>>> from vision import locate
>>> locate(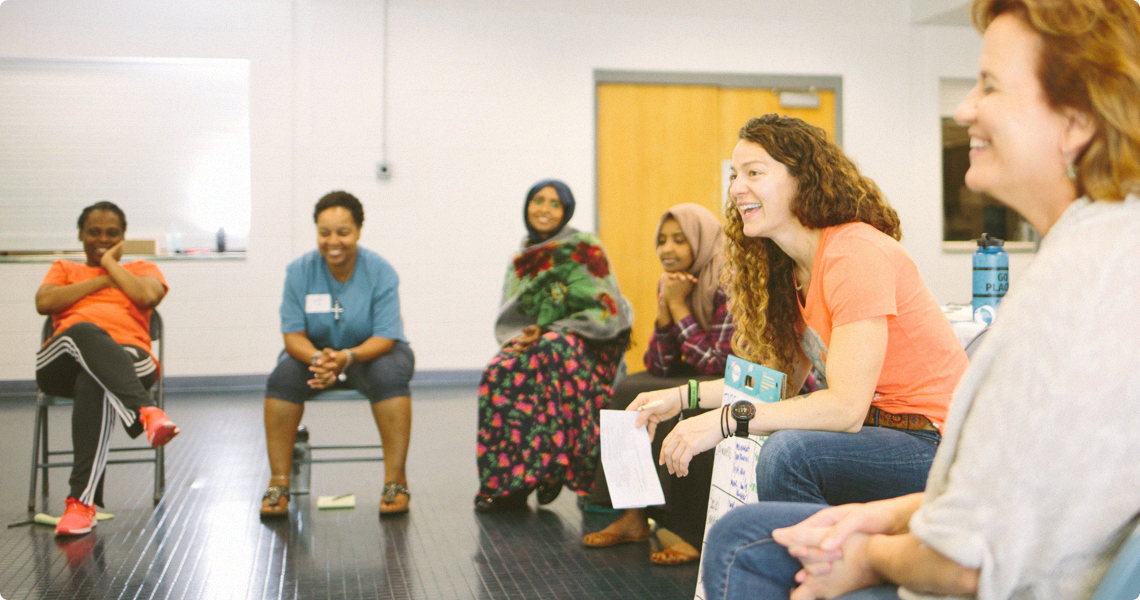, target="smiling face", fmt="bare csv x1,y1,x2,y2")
656,217,694,273
728,140,799,239
315,206,361,271
526,185,564,237
79,209,125,267
954,13,1087,231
